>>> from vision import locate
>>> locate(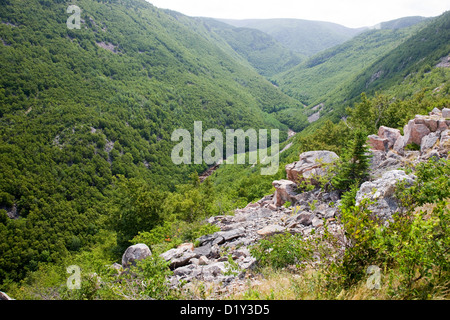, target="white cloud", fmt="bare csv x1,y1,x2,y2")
147,0,450,28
